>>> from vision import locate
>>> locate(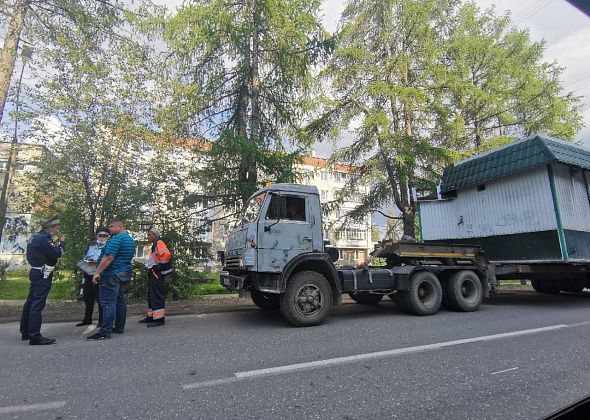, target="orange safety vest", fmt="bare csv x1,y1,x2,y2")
150,239,172,275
